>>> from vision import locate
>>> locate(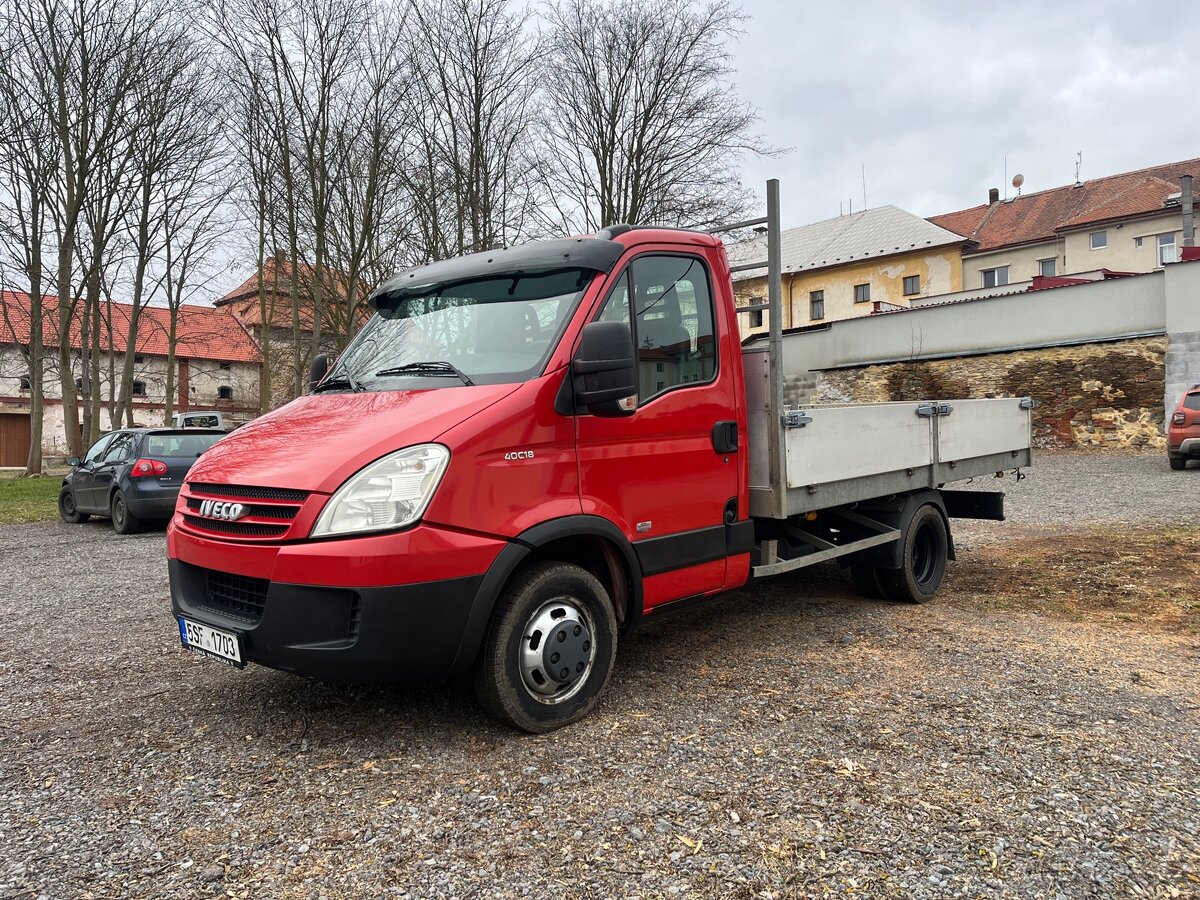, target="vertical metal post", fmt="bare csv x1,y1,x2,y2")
766,179,787,517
